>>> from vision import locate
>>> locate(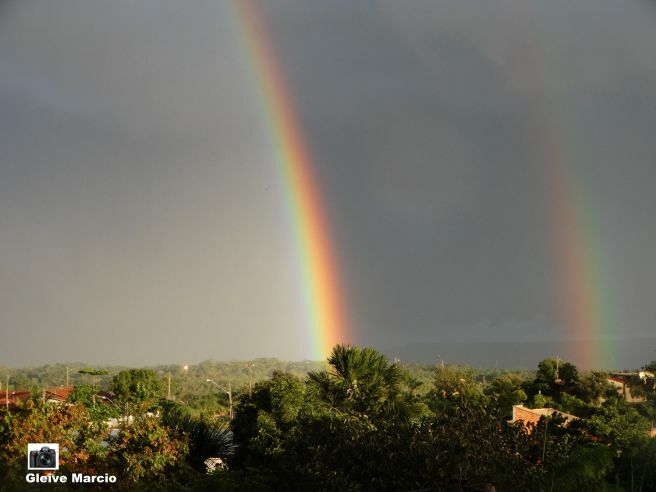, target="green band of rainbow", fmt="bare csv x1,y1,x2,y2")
232,0,350,360
524,4,616,368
